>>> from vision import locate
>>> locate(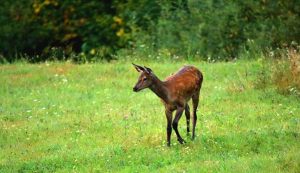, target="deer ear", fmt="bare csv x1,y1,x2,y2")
144,66,152,74
132,63,144,72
